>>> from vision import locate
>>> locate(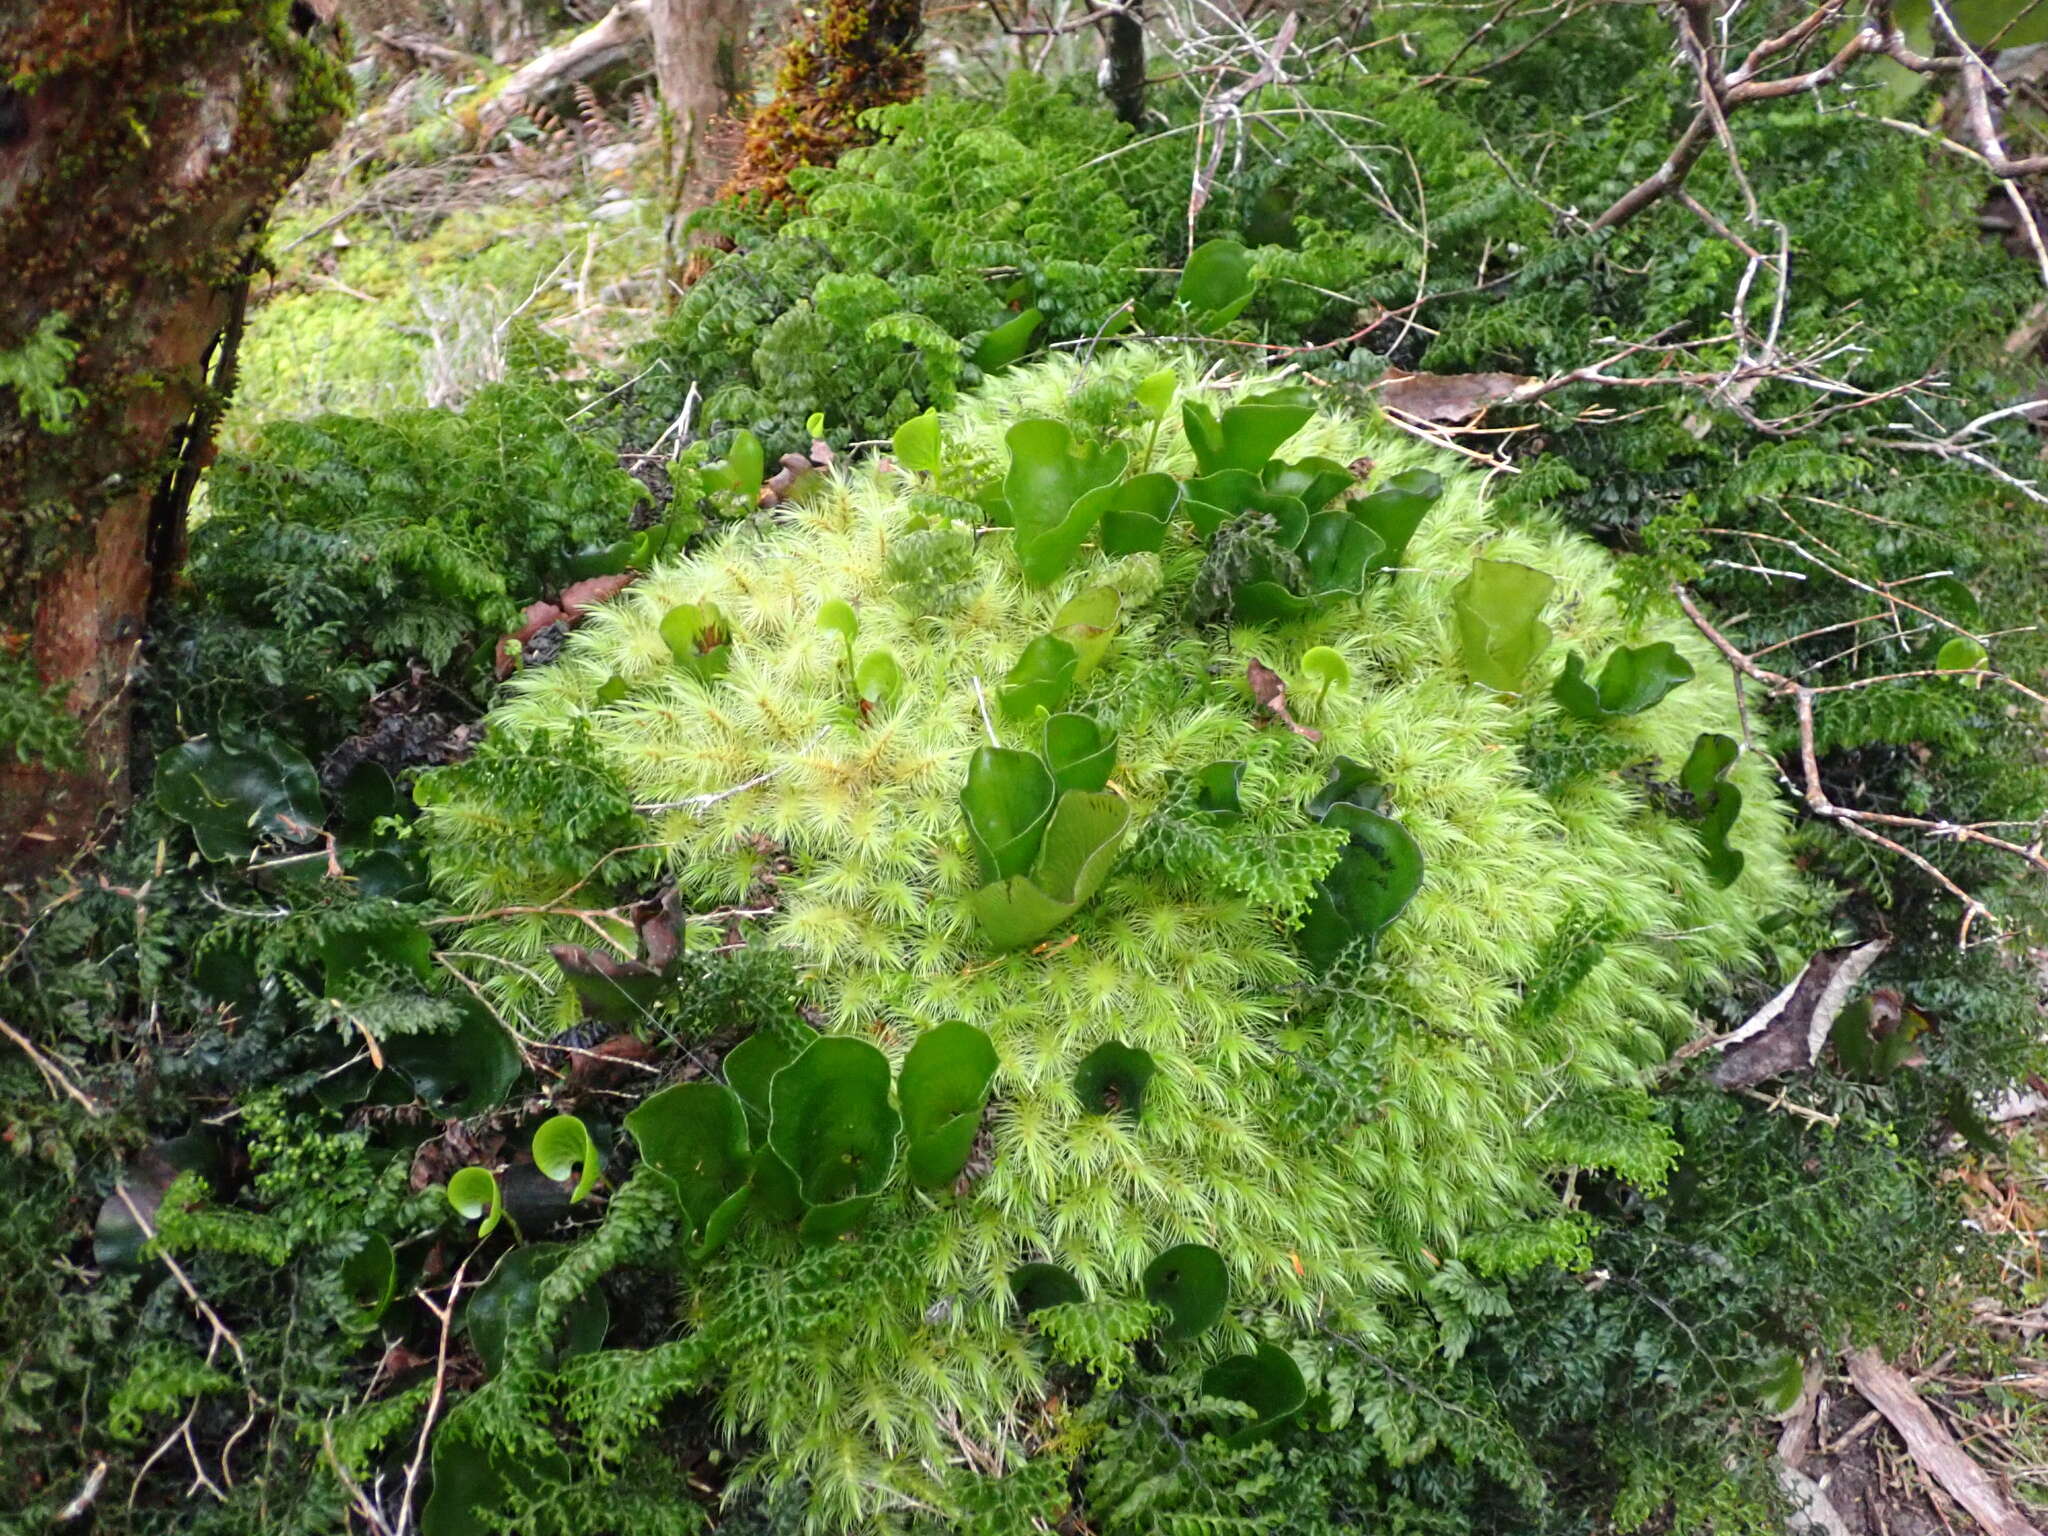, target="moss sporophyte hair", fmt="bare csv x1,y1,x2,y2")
417,352,1798,1527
